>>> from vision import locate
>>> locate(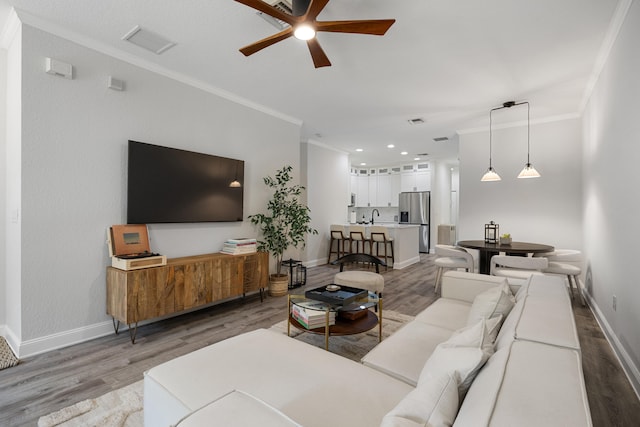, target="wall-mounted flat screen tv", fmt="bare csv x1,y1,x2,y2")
127,140,244,223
